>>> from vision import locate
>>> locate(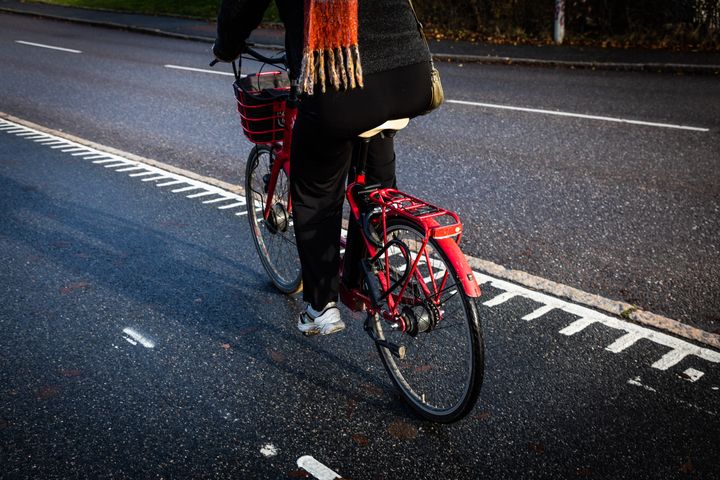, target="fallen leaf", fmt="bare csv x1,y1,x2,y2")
346,398,358,419
413,364,432,374
576,467,592,477
59,369,82,378
351,434,369,446
528,442,545,454
360,383,384,398
221,343,232,350
387,420,418,440
474,411,491,421
59,282,90,294
37,386,58,400
679,458,694,474
0,418,8,430
268,348,285,364
287,470,311,478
